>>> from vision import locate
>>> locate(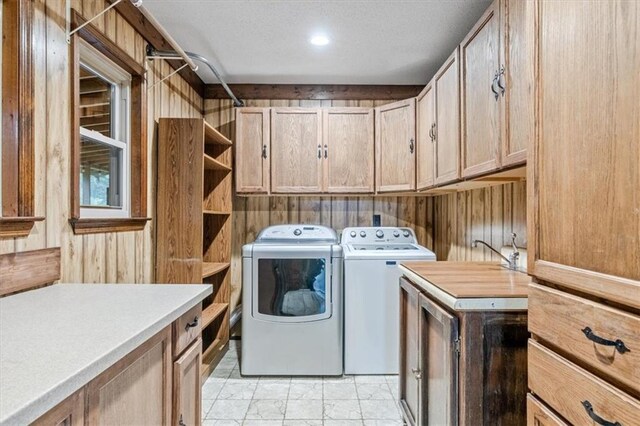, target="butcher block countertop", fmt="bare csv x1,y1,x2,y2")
400,261,532,311
0,284,211,425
